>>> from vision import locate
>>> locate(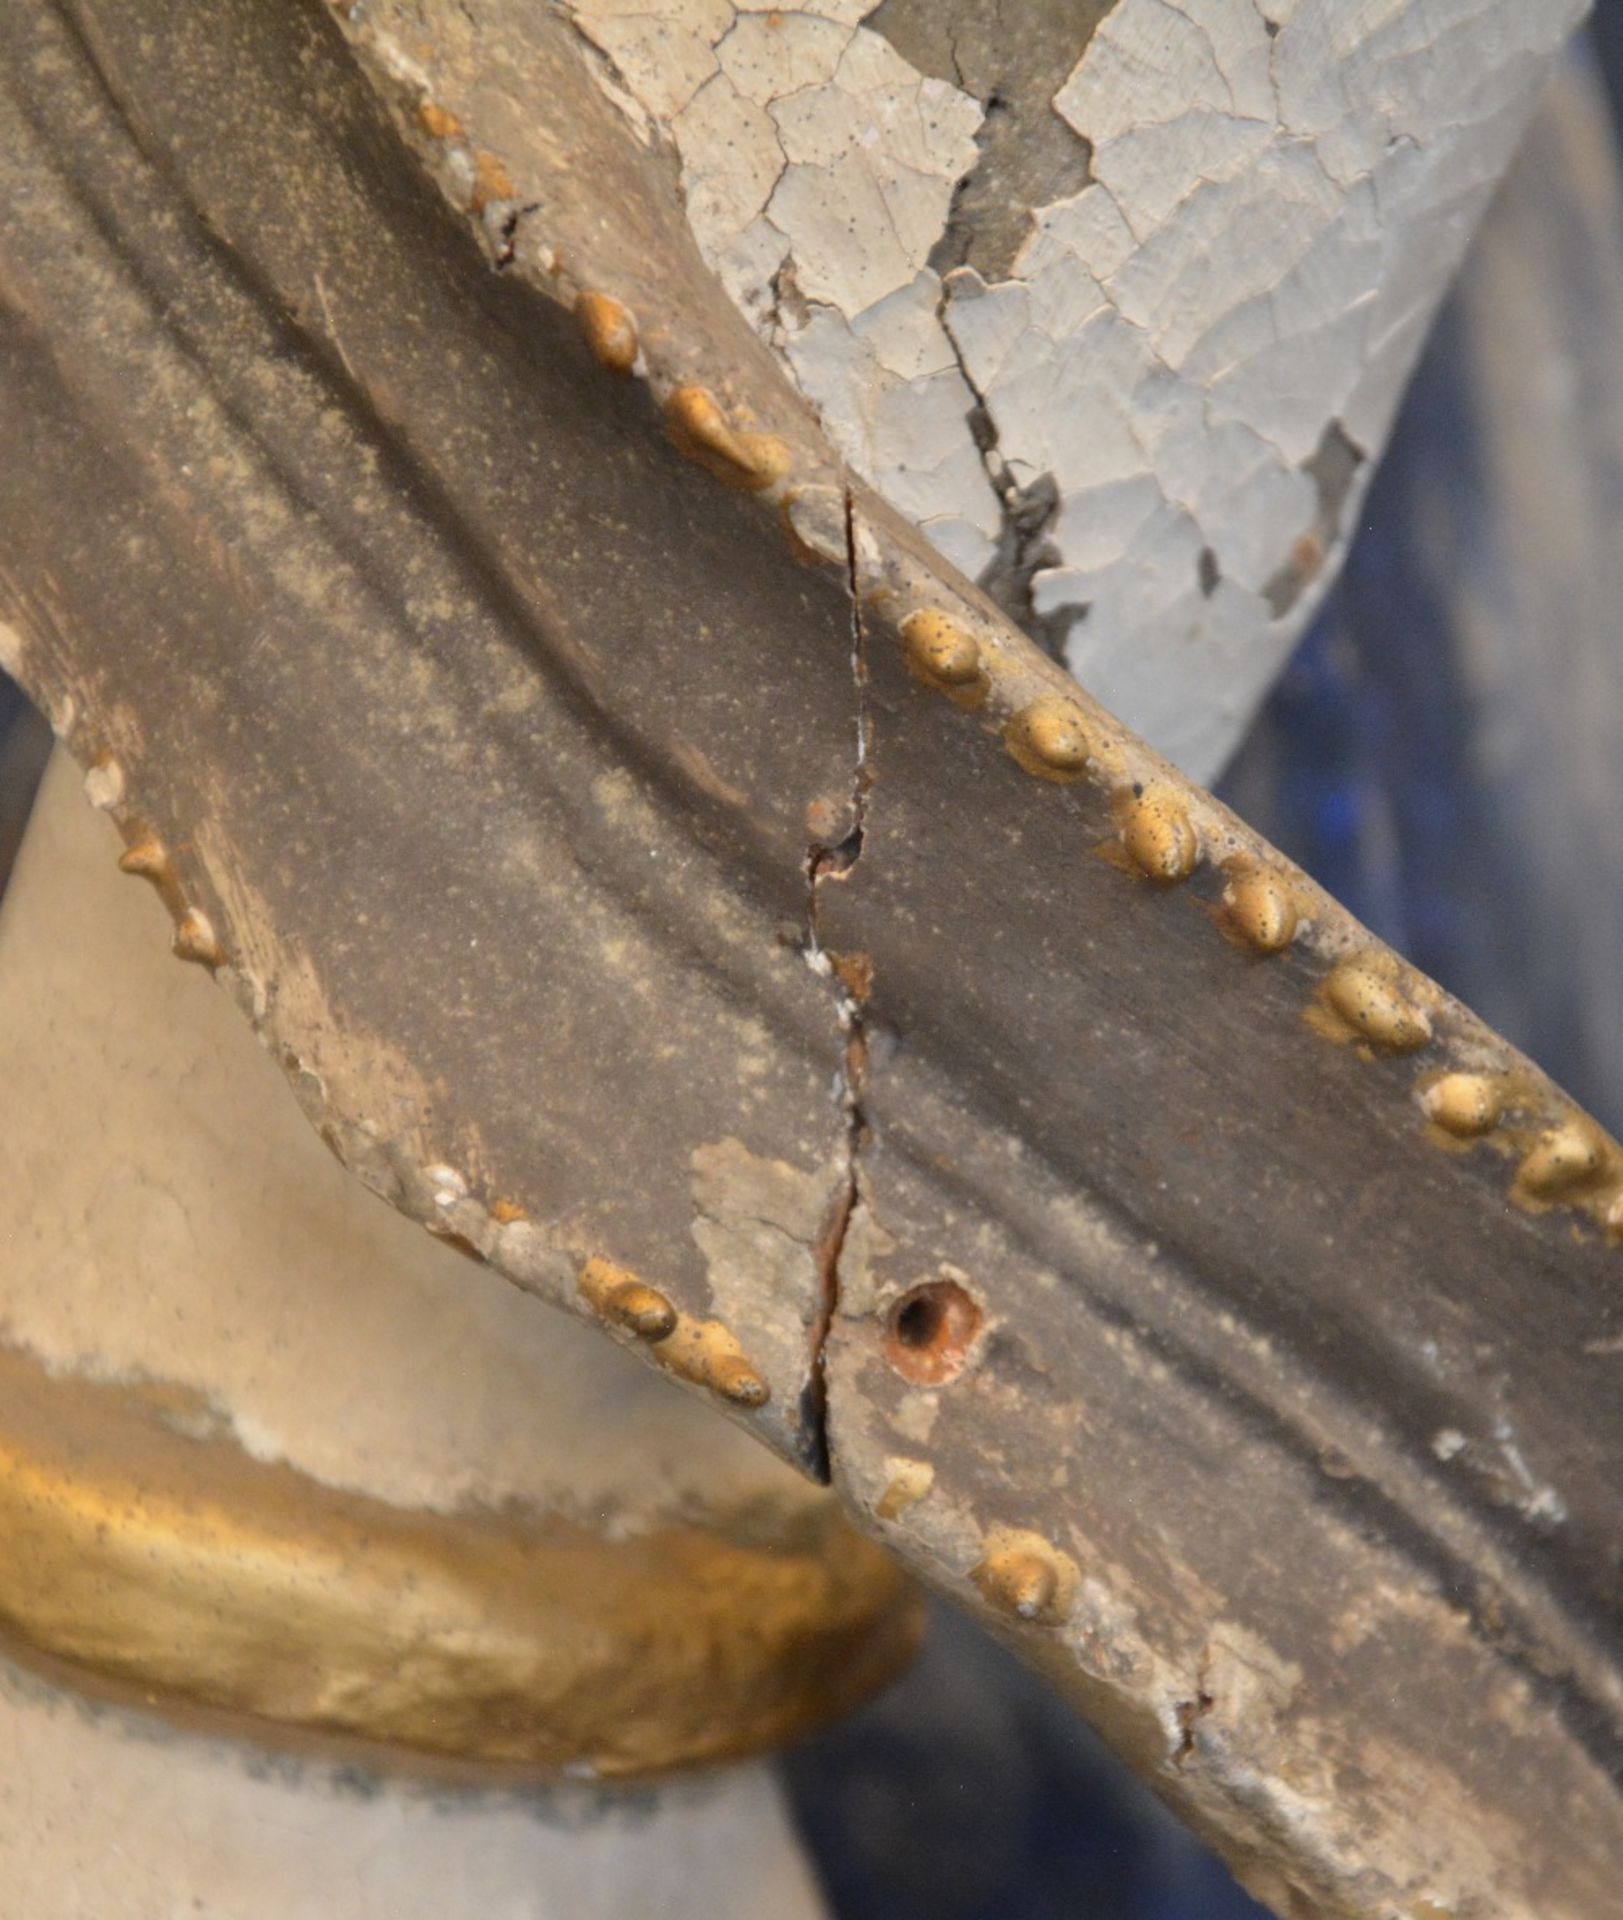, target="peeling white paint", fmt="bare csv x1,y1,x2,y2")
569,0,1000,576
569,0,1583,779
